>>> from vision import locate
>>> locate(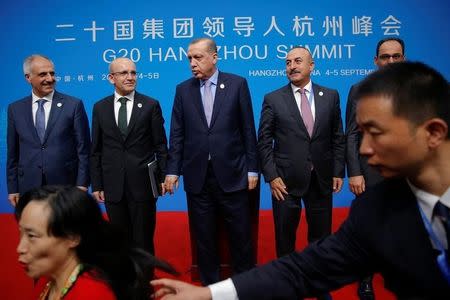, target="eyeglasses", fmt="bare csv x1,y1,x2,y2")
378,53,404,61
110,71,139,77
